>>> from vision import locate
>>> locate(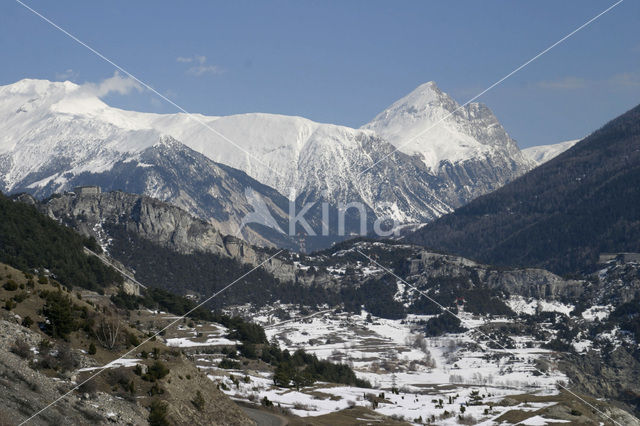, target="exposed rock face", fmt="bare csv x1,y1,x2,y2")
408,251,584,300
560,348,640,420
36,191,297,284
42,191,229,256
